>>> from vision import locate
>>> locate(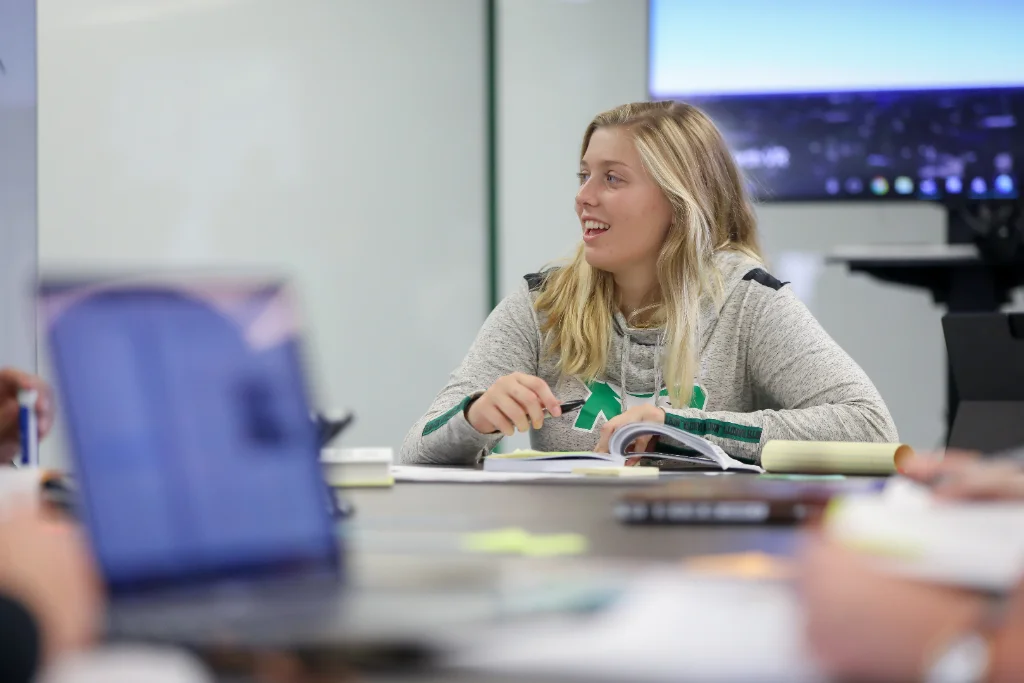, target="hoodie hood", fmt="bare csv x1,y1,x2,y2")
606,249,763,402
